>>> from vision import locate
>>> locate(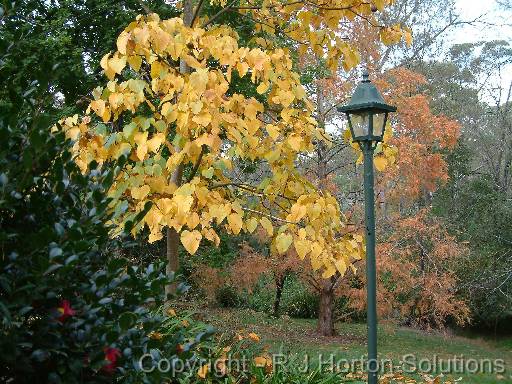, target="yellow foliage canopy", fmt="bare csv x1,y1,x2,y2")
55,2,406,279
